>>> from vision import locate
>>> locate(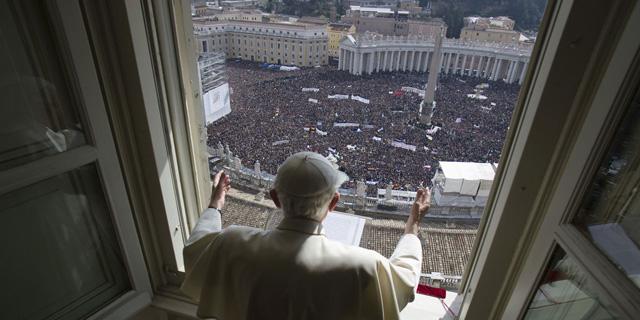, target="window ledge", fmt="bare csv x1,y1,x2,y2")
151,293,199,319
401,291,462,320
151,286,462,320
